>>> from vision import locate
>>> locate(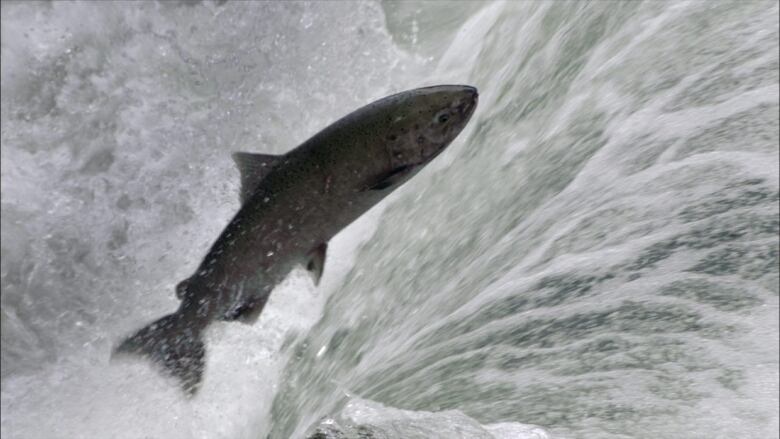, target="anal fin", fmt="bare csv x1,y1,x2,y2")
175,278,192,300
221,295,269,325
306,242,327,286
